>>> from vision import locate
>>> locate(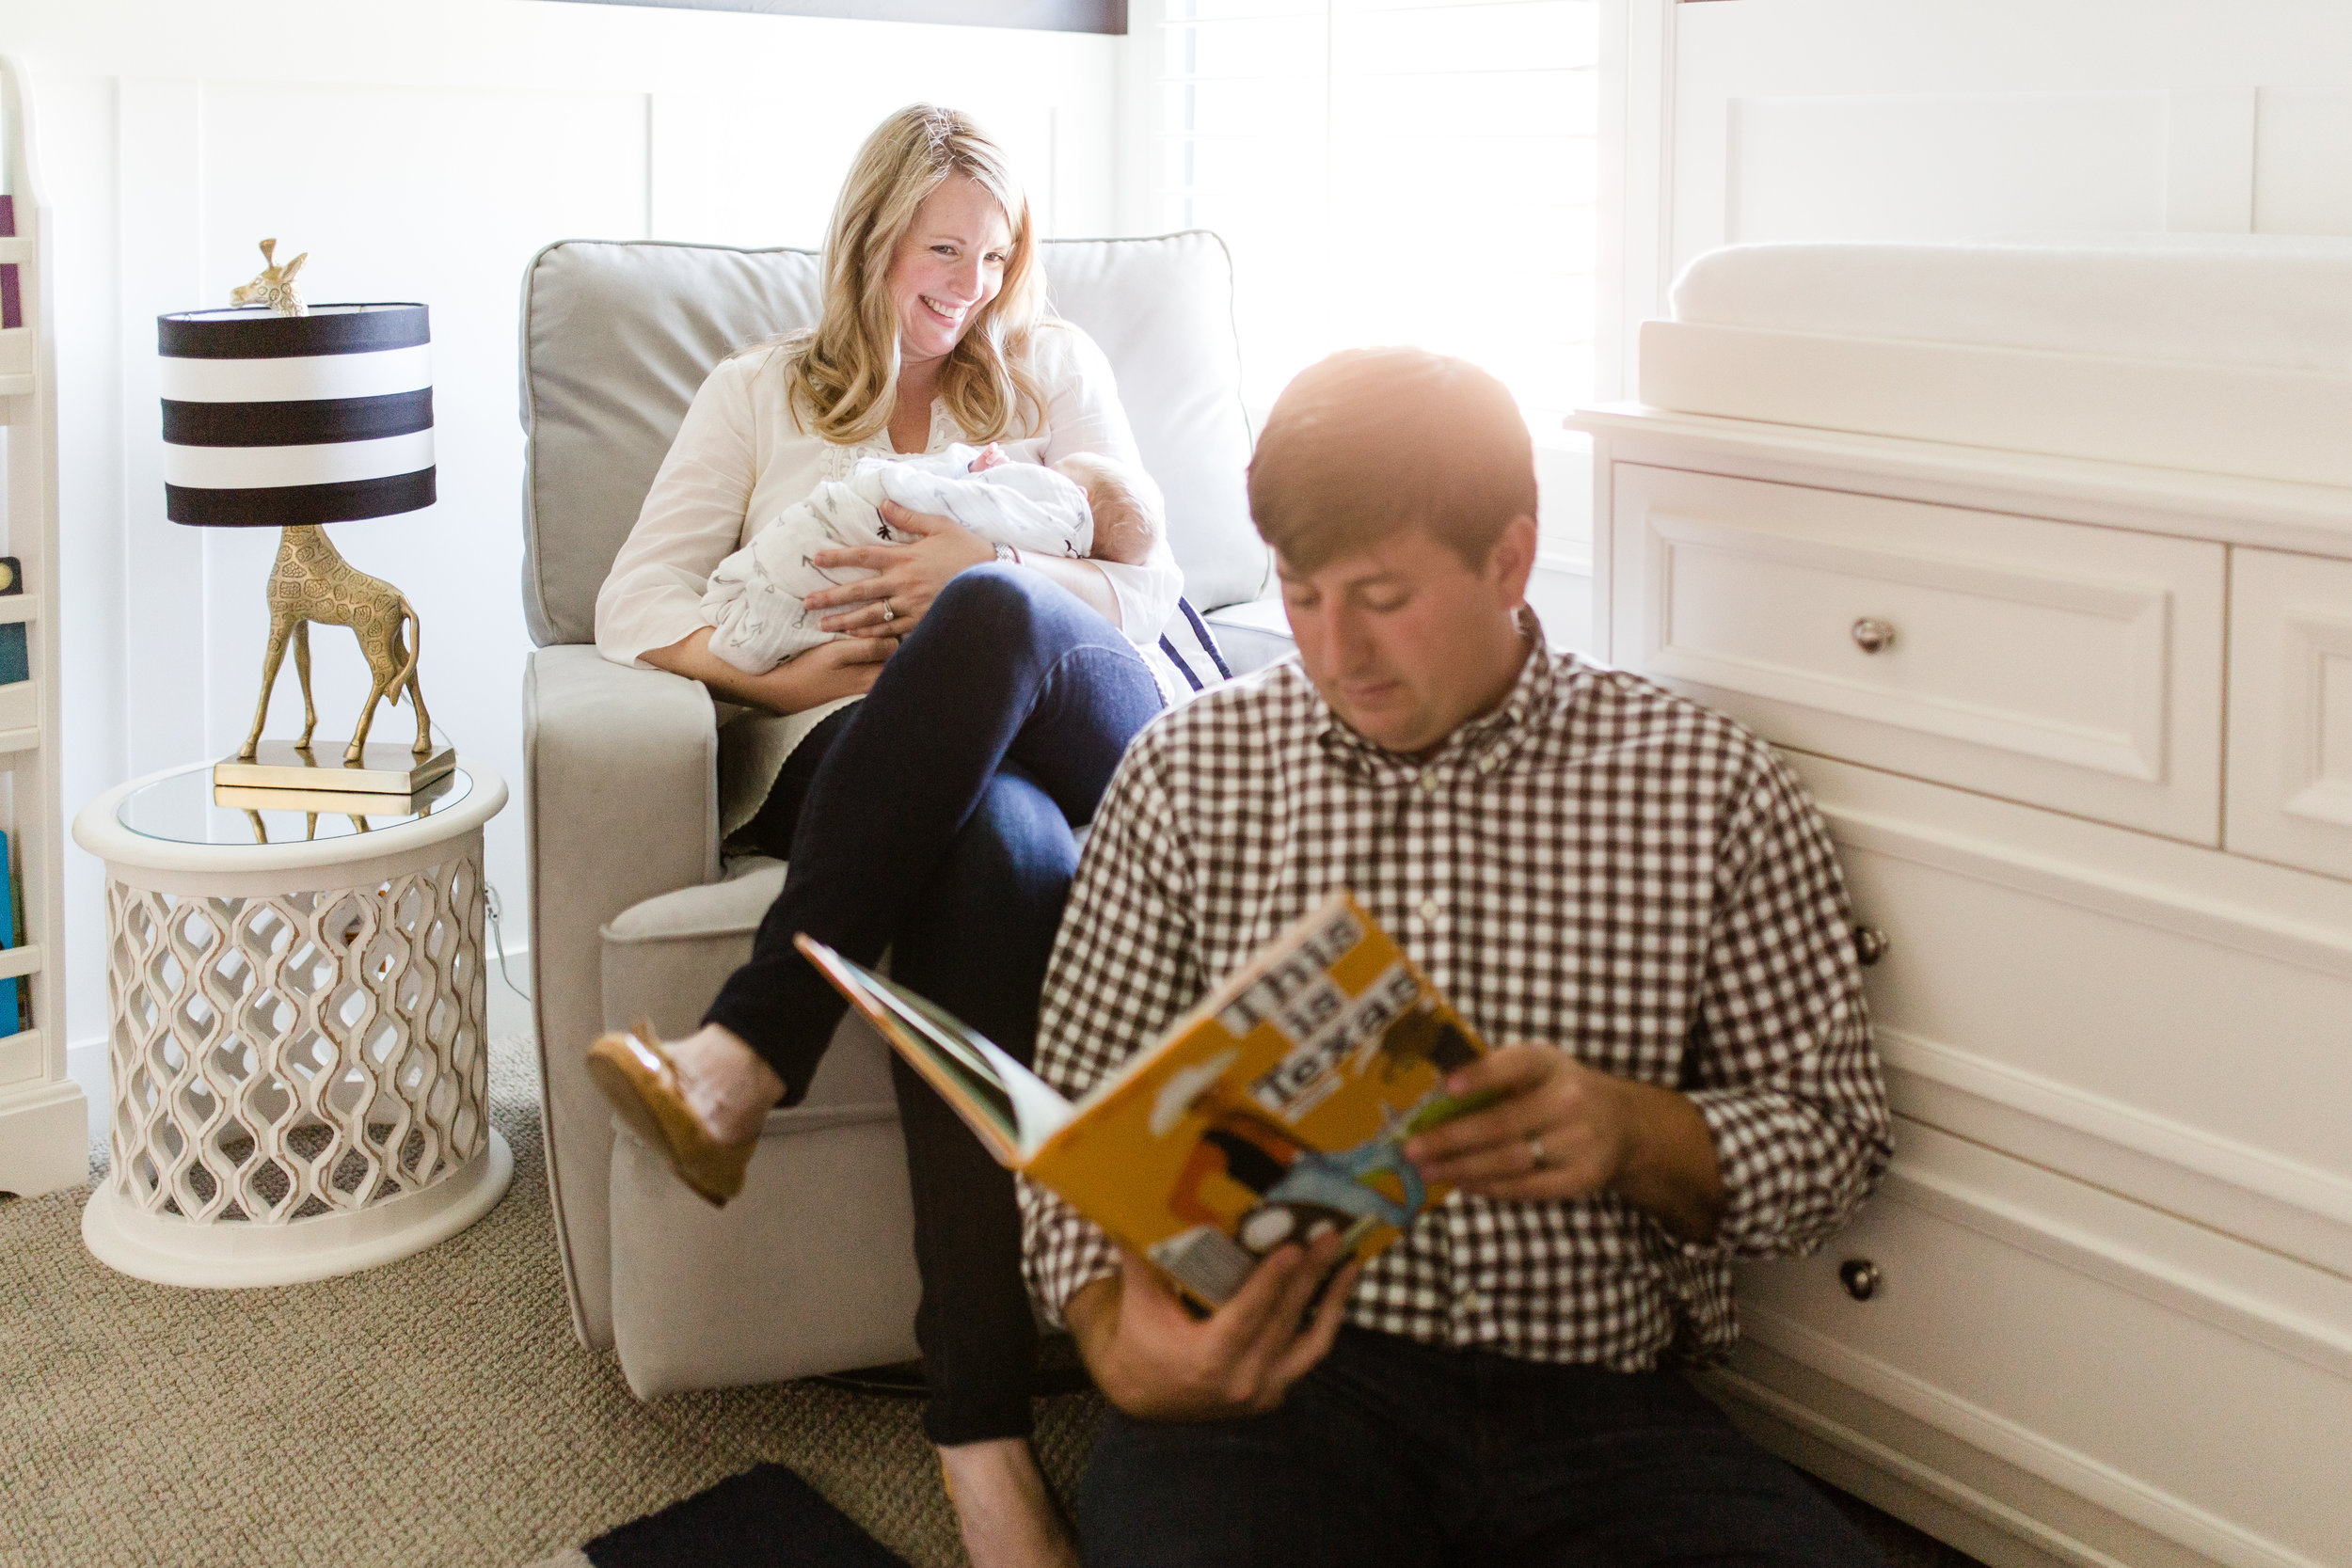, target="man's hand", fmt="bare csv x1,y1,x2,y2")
1403,1045,1726,1244
1064,1235,1359,1422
